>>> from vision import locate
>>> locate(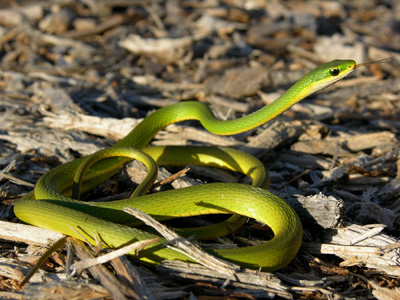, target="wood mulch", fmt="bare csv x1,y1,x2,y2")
0,1,399,299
